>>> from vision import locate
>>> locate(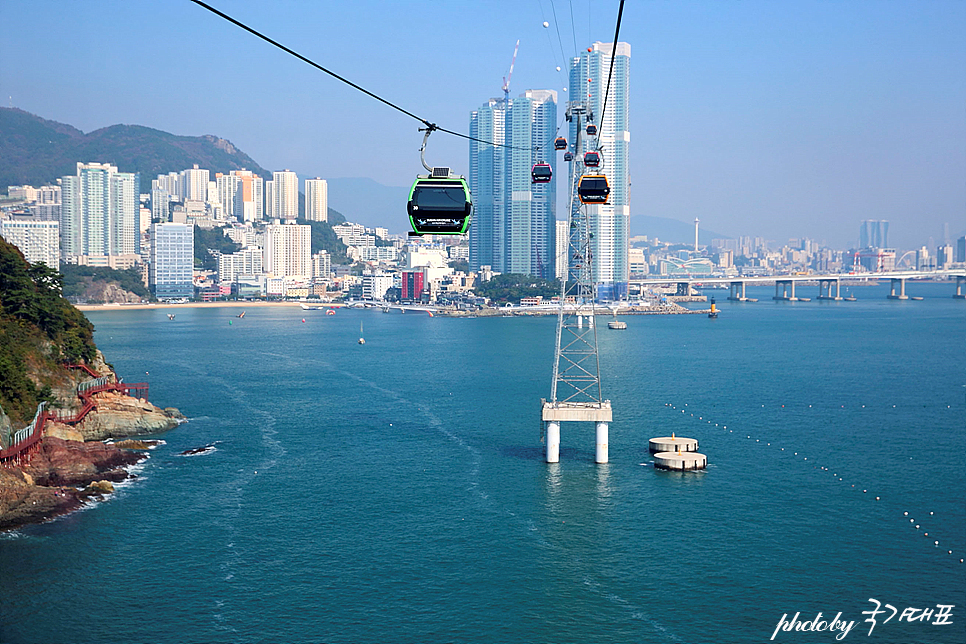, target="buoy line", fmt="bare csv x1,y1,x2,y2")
661,401,963,563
